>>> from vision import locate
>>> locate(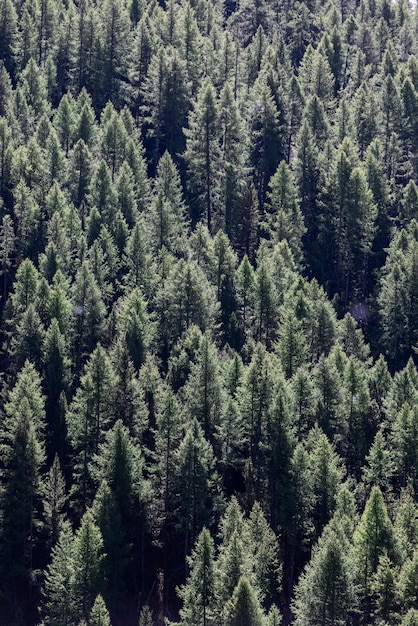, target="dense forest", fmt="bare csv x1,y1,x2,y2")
4,0,418,624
